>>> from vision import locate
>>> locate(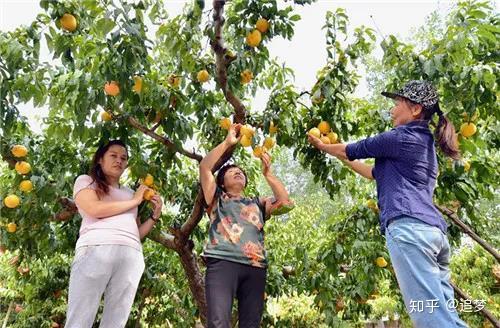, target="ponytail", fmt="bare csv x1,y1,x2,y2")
425,104,460,160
